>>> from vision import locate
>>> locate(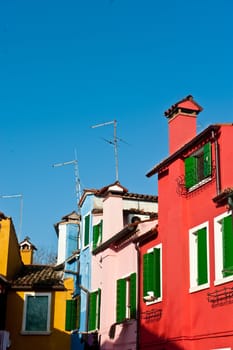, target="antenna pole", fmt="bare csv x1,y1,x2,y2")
53,151,82,214
91,119,119,181
0,194,23,241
